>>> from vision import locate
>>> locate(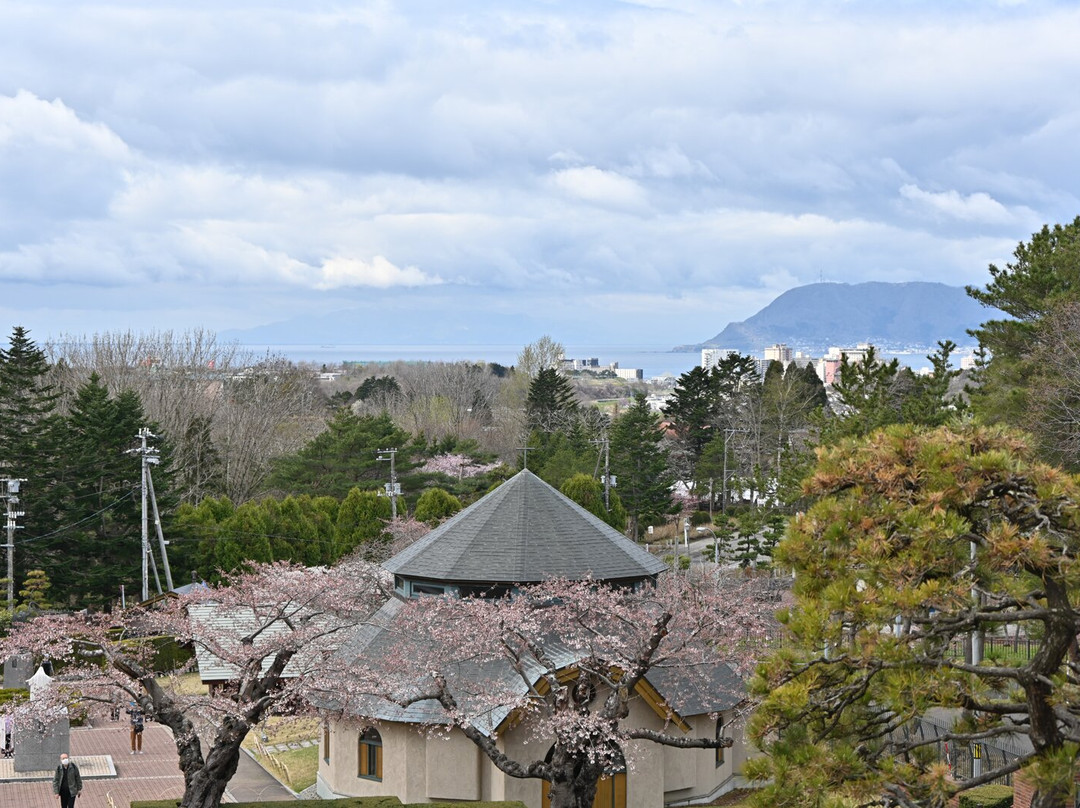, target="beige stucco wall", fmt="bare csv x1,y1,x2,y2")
319,720,430,801
321,695,749,806
426,731,482,800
